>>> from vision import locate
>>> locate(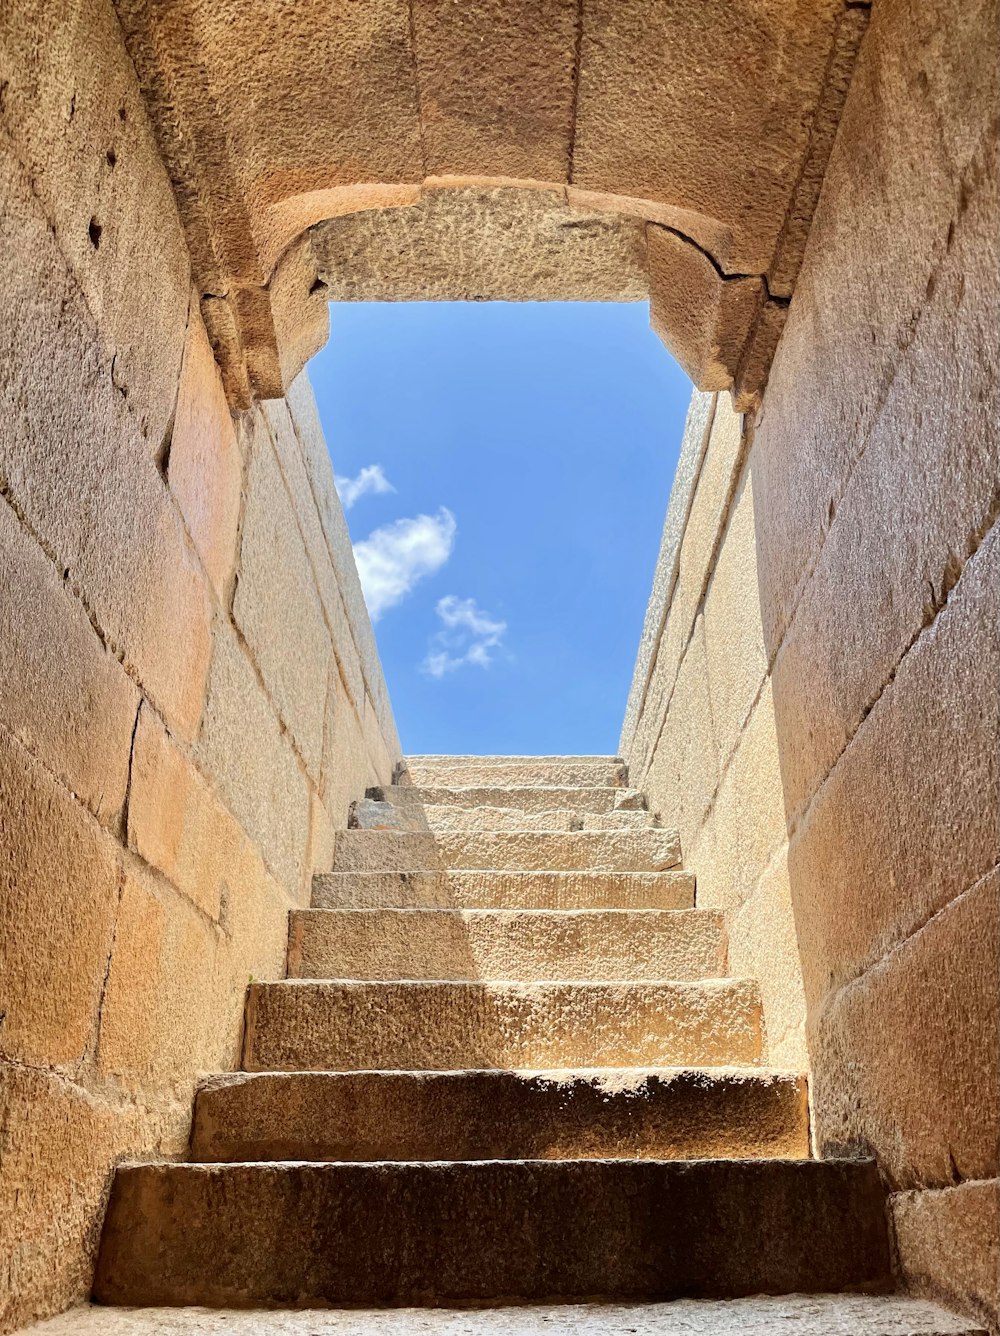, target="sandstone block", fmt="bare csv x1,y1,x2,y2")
191,1068,807,1164
0,498,139,829
893,1180,999,1330
0,729,119,1067
312,869,696,911
94,1158,889,1306
168,303,244,602
331,829,682,874
401,756,627,787
811,869,999,1189
412,0,577,180
373,785,622,814
287,908,725,983
0,144,211,740
243,979,763,1071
